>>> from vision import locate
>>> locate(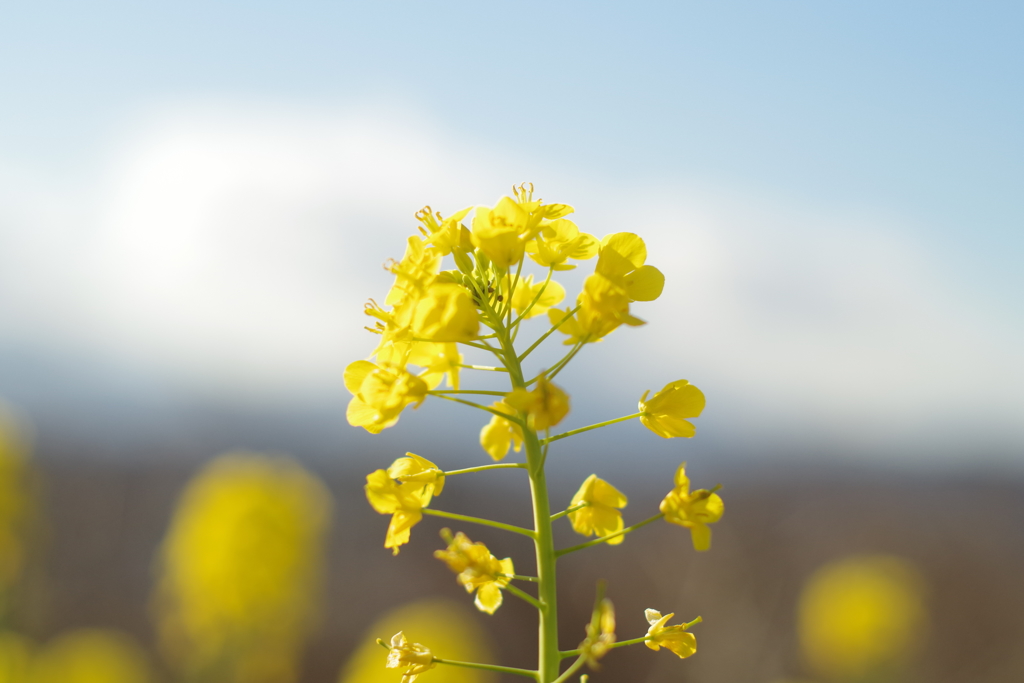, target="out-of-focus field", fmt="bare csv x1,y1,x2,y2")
4,434,1023,683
